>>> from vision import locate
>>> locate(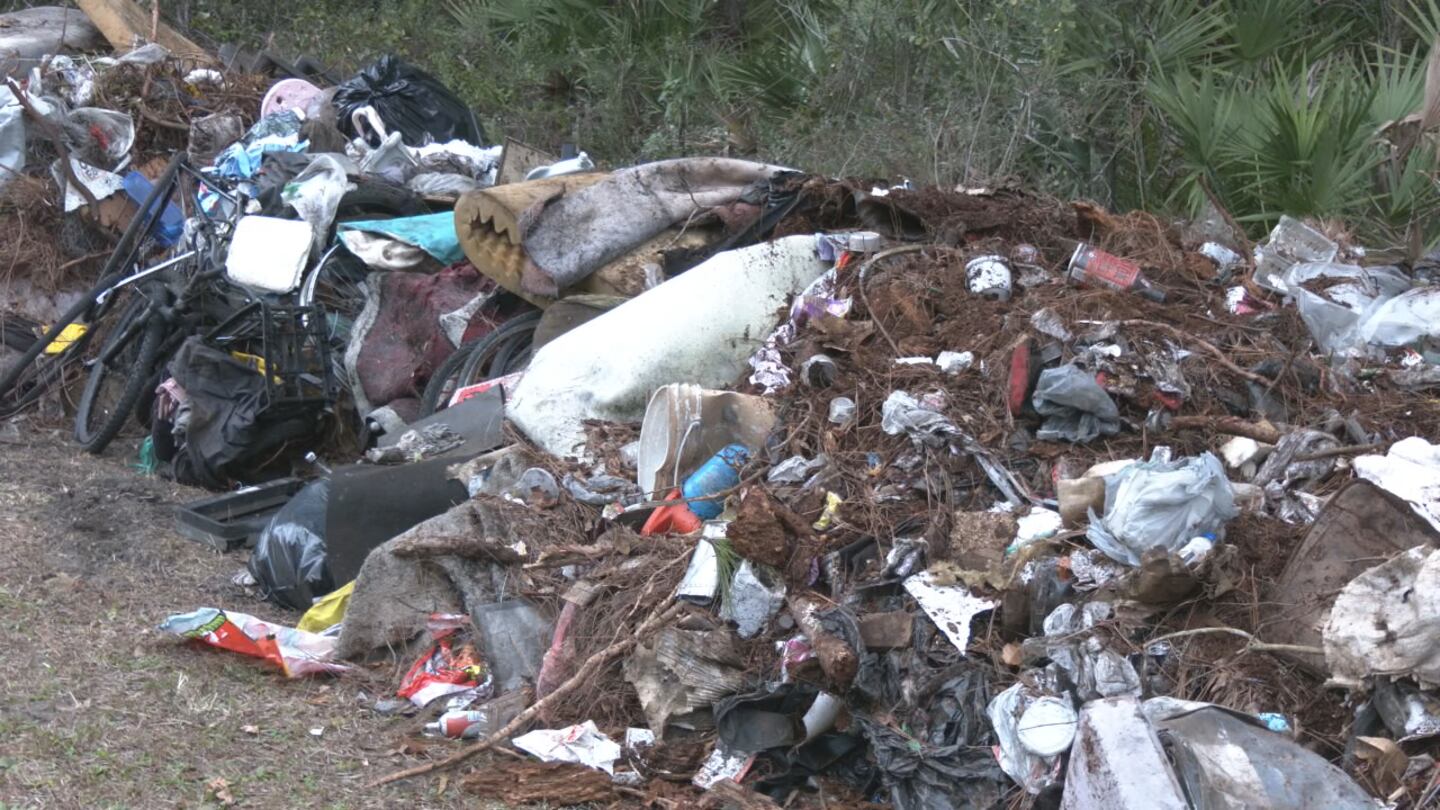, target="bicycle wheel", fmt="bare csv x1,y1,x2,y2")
456,312,541,386
74,292,165,454
417,336,488,416
417,312,540,417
